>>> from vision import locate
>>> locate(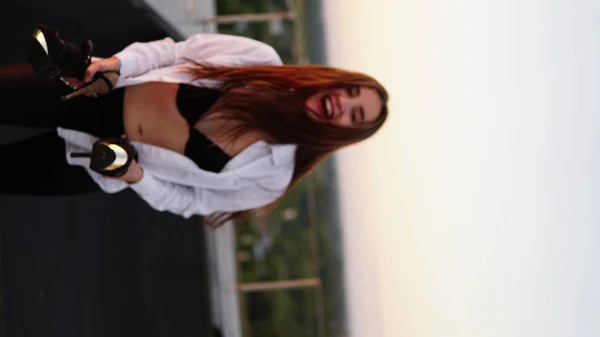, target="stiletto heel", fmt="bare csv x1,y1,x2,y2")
28,25,92,80
71,137,138,177
60,71,119,101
